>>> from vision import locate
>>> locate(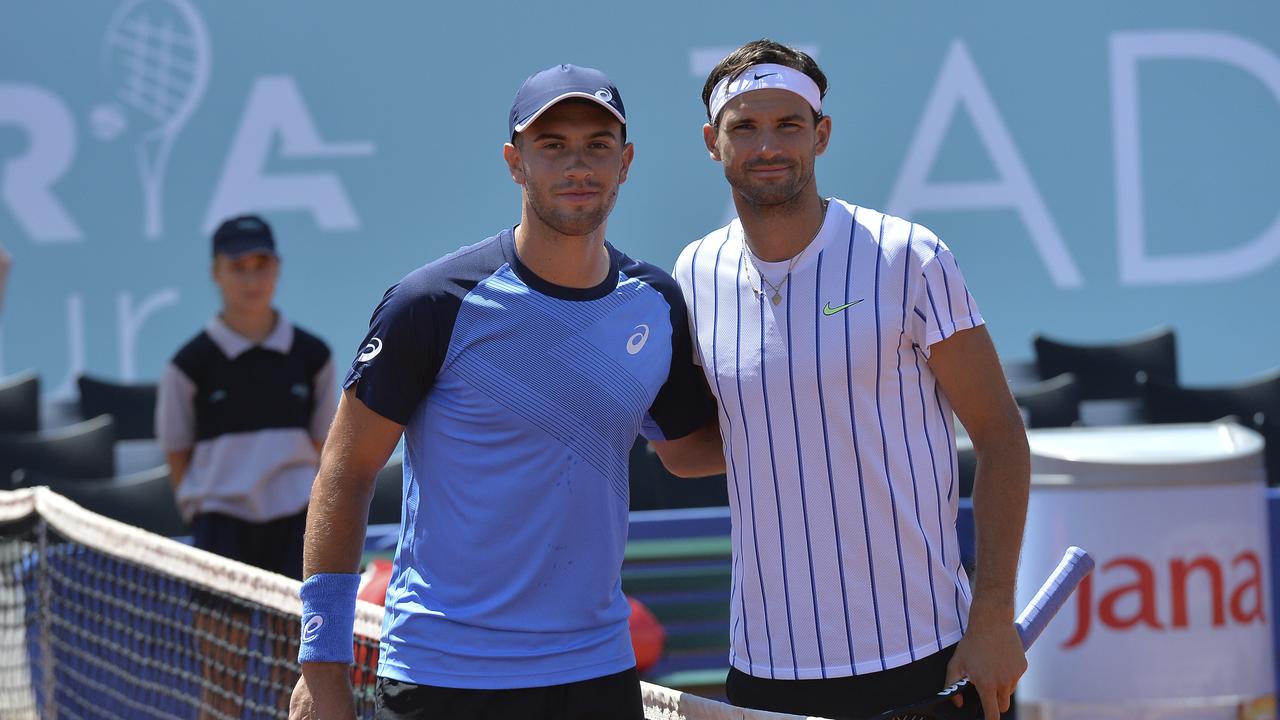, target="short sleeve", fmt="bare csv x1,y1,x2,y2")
343,282,442,426
672,240,703,368
155,362,196,452
641,286,716,442
309,356,338,441
911,247,984,354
